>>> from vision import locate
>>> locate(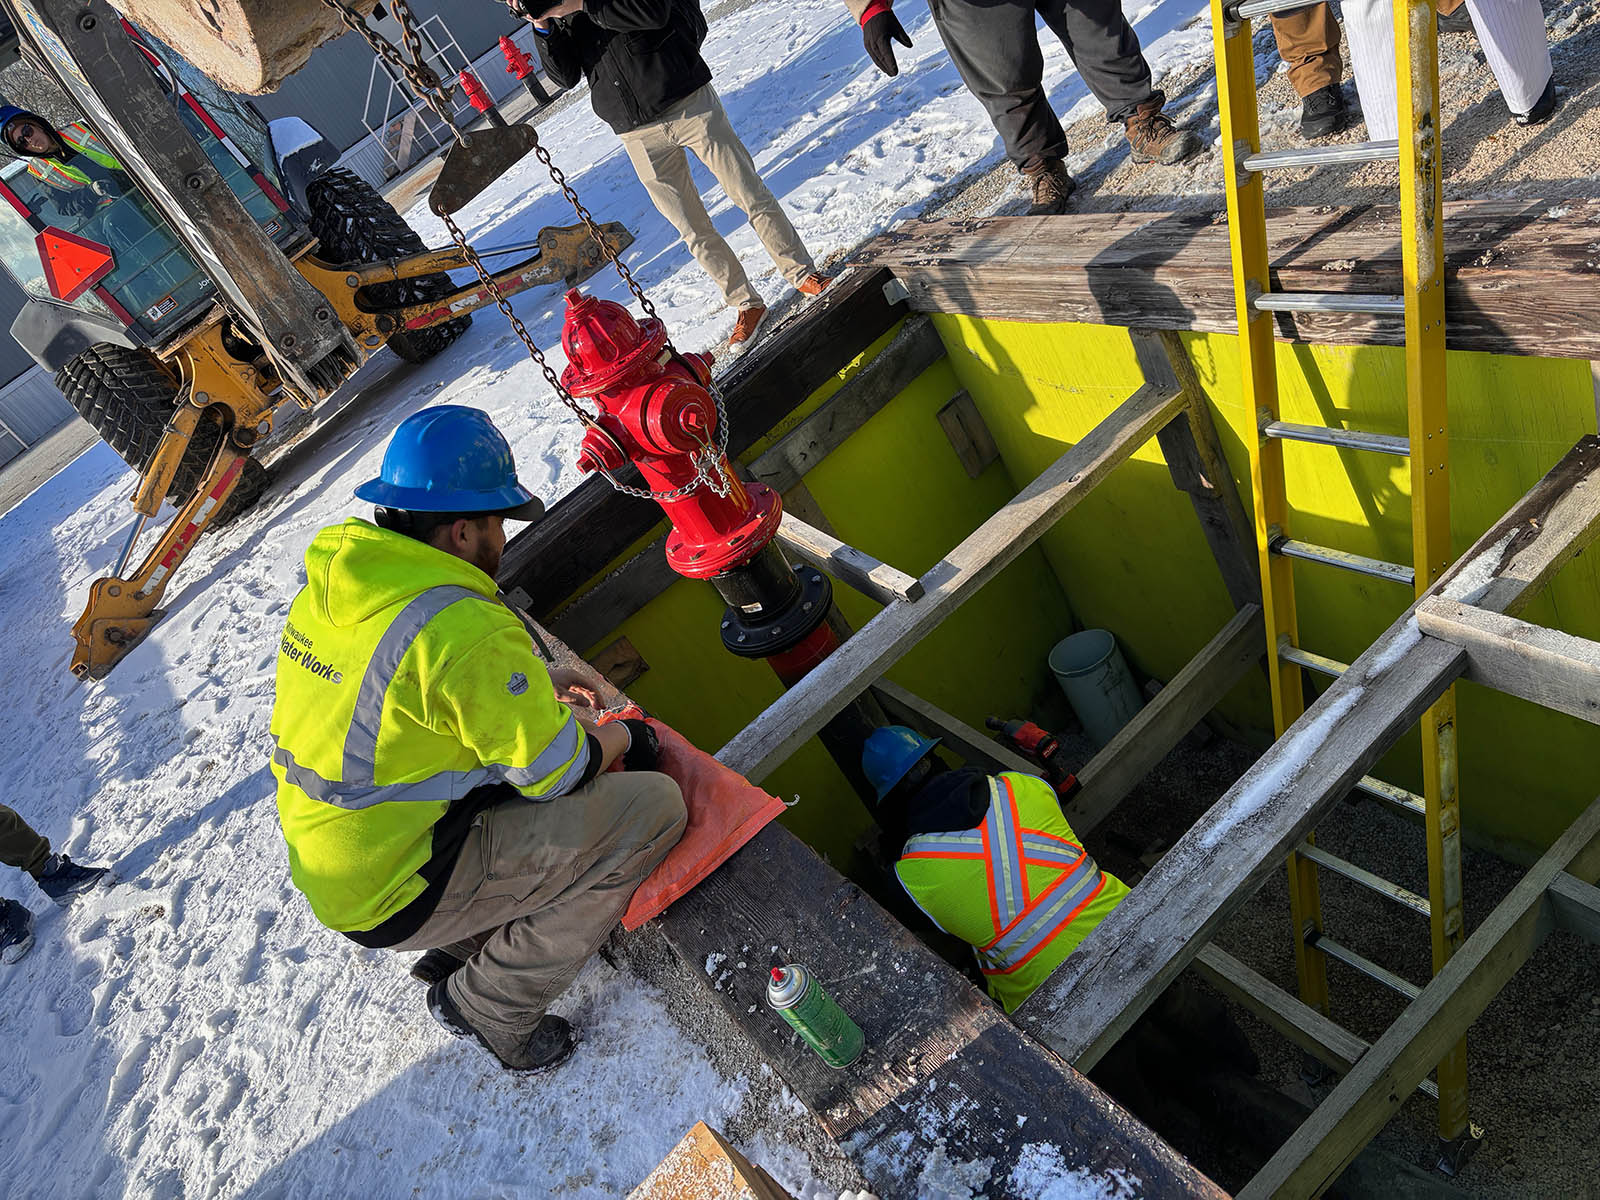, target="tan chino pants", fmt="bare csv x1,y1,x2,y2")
619,84,814,310
1269,3,1344,98
393,769,686,1043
